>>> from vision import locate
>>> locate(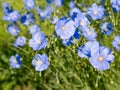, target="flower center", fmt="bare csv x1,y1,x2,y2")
12,29,16,32
98,56,104,61
37,40,41,44
19,39,23,43
39,60,43,65
62,26,65,30
13,57,18,64
94,11,98,15
80,22,83,26
27,3,31,6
